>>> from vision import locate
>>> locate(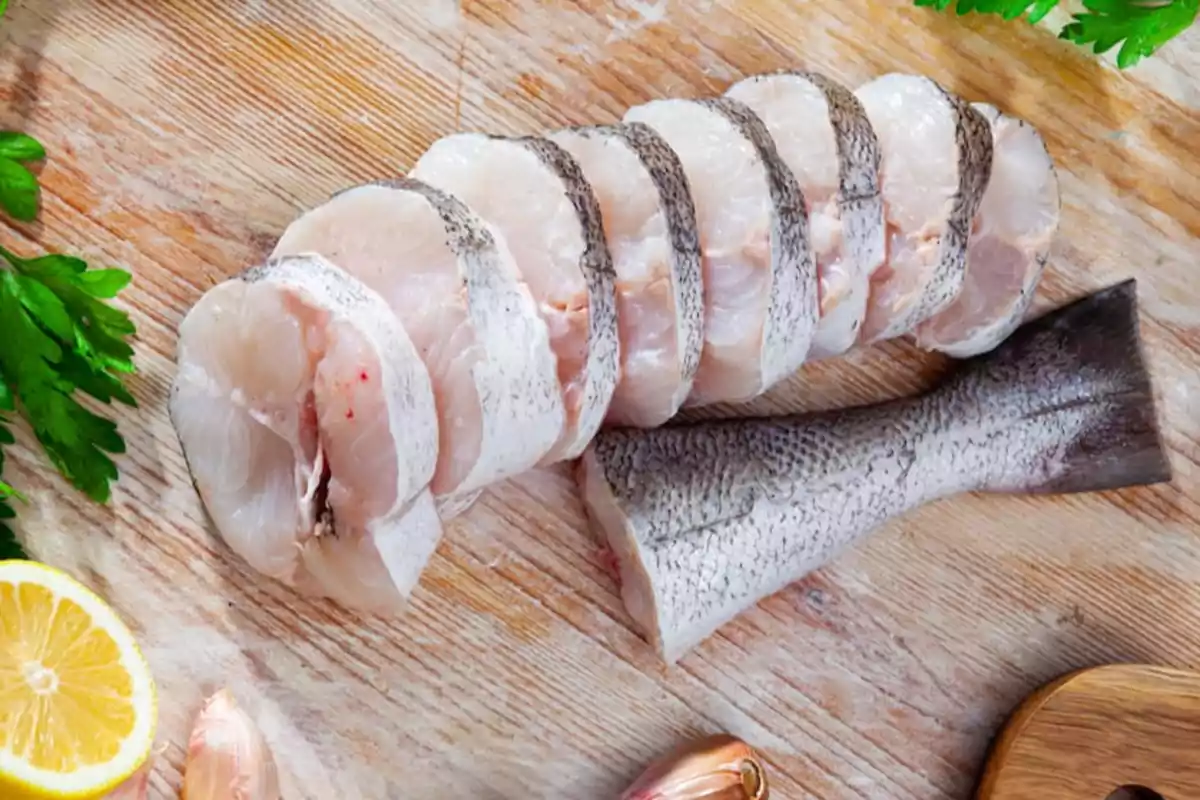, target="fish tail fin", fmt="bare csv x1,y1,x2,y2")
951,278,1171,495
